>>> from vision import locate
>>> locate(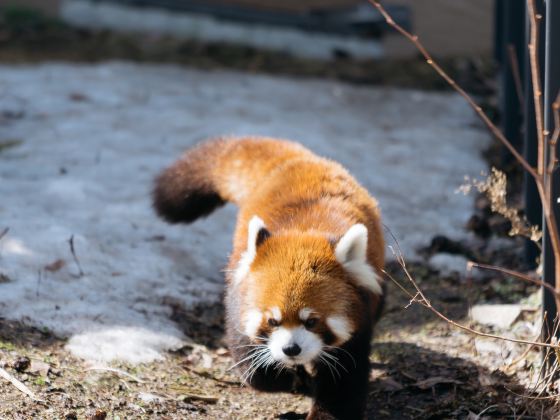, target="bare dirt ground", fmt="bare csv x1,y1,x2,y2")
0,254,557,419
